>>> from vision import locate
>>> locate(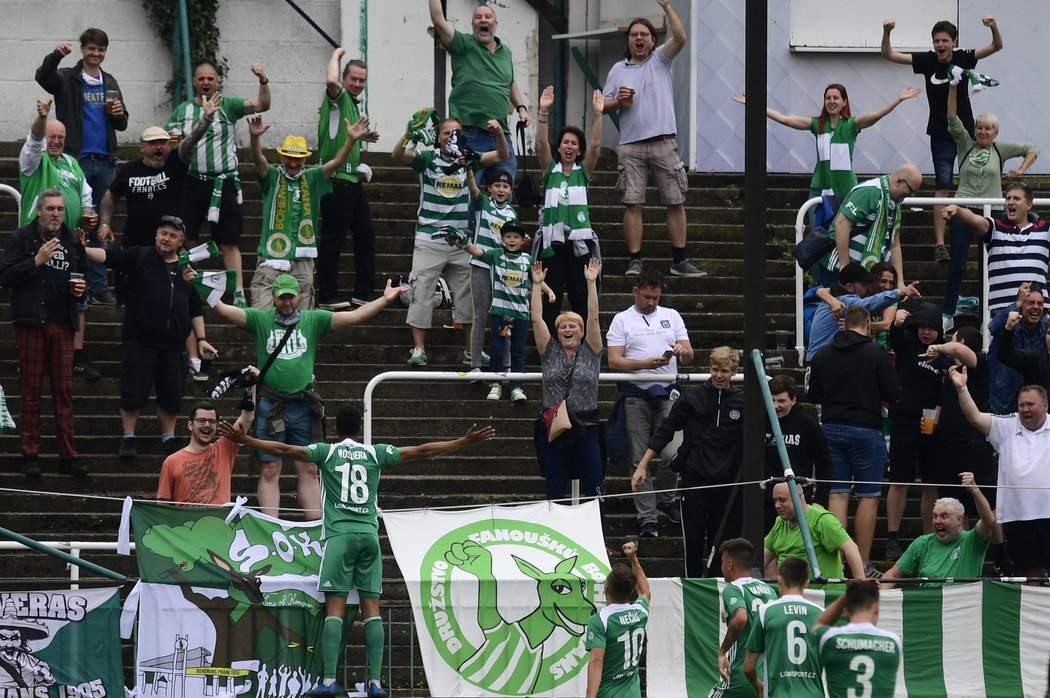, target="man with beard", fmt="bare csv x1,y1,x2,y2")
157,385,257,505
0,619,54,689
